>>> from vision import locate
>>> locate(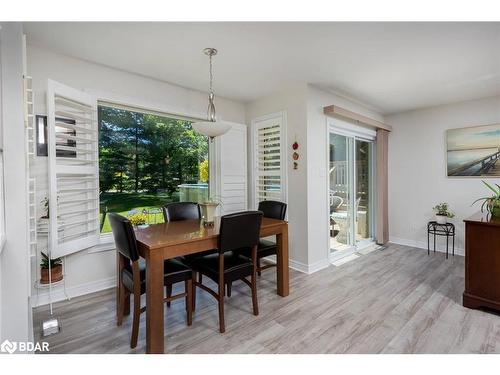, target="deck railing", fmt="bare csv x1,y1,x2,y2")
448,150,500,176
